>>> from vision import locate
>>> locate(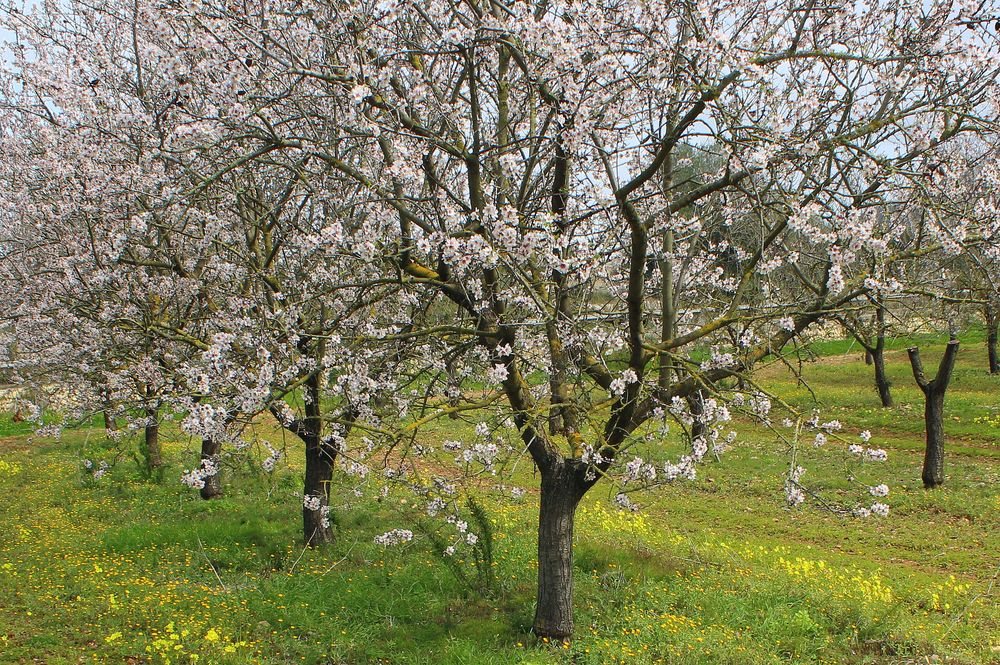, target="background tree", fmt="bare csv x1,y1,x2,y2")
908,339,960,488
839,295,896,407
